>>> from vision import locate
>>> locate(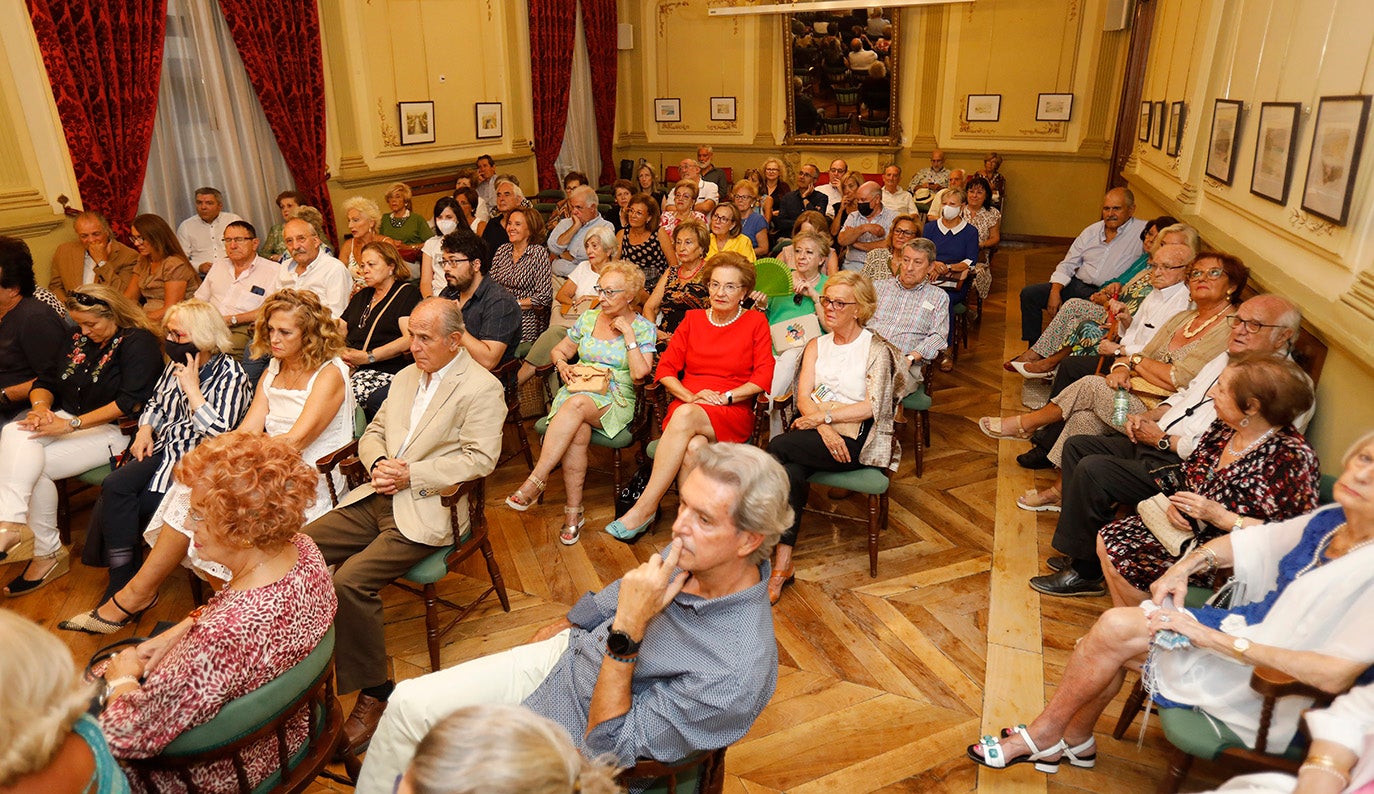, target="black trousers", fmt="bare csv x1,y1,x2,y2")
768,427,867,547
82,452,167,598
1052,434,1181,561
1048,354,1108,399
